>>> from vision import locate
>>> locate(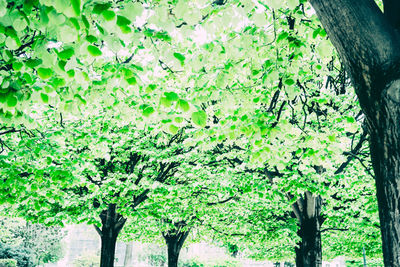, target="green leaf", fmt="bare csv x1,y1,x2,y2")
169,125,179,135
86,35,97,43
143,106,155,117
161,119,172,124
69,18,80,30
164,92,179,101
6,95,17,107
177,99,190,112
12,62,23,71
312,29,320,39
328,135,336,142
70,0,81,16
191,110,207,127
37,68,53,79
154,31,171,41
160,97,172,107
284,78,295,86
58,47,75,60
82,15,90,28
26,59,42,69
175,117,183,123
39,6,49,24
87,45,102,57
126,77,137,85
74,94,87,105
116,15,131,27
0,93,7,103
145,84,157,93
173,52,185,63
119,25,131,34
132,64,144,71
93,3,112,14
277,32,289,43
40,93,49,103
102,10,115,21
67,69,75,77
13,18,27,32
346,116,355,123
